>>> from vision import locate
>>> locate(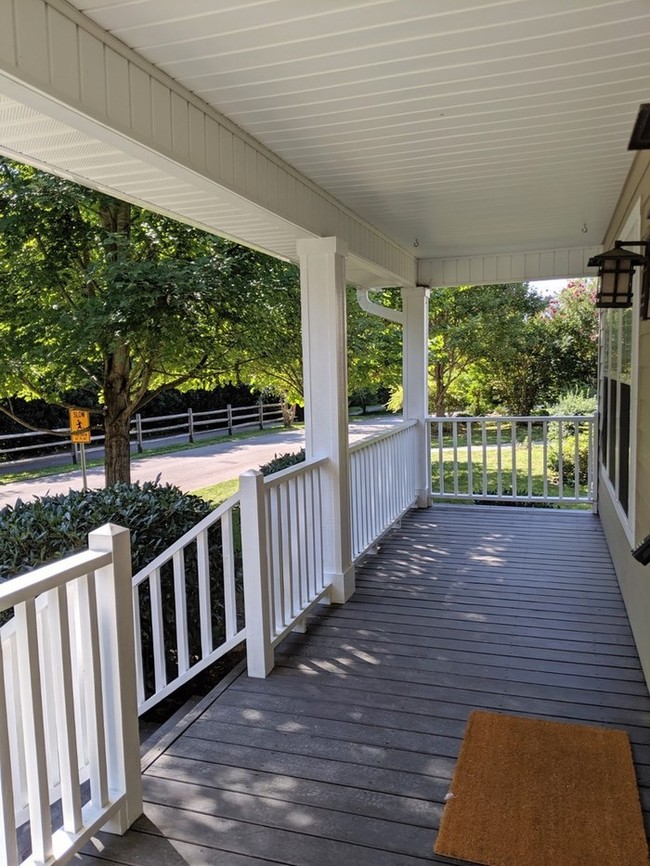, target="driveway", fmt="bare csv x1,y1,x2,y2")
0,416,398,507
